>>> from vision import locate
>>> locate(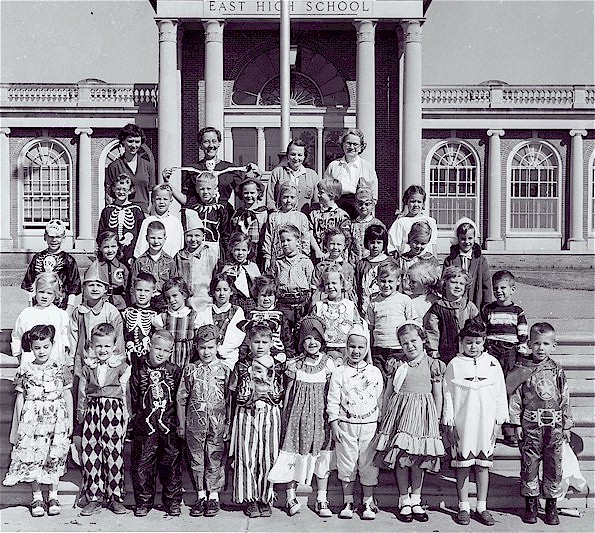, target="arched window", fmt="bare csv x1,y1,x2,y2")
589,150,595,235
19,139,72,230
509,142,560,231
427,141,479,230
